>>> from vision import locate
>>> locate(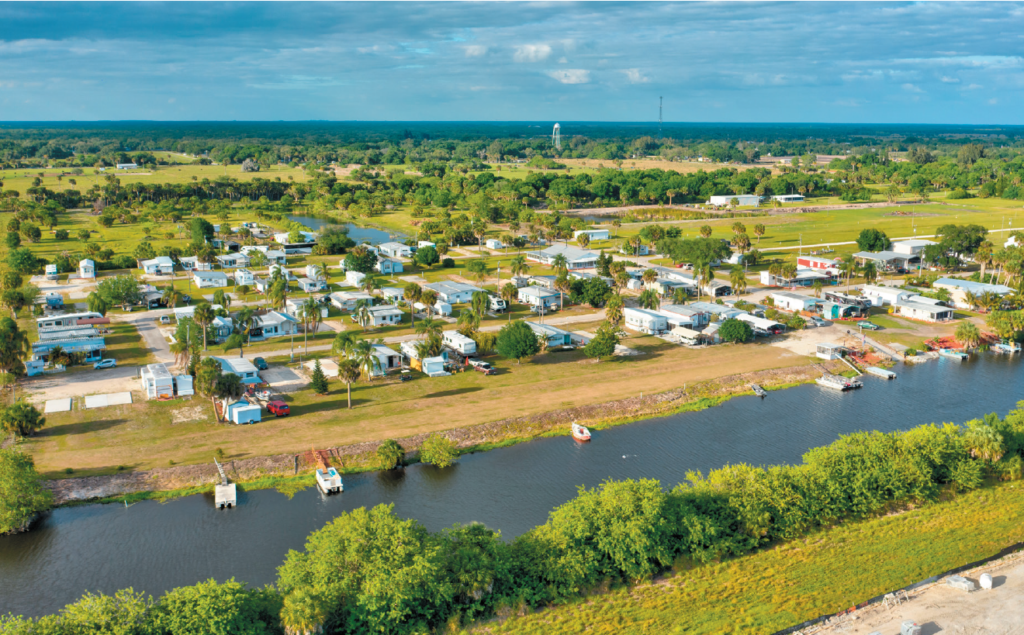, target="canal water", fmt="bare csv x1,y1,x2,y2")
2,355,1022,617
286,215,402,245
